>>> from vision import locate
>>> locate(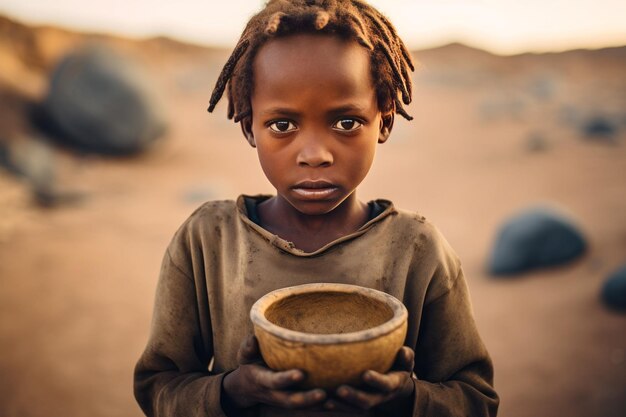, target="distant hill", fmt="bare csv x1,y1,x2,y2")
0,12,624,139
